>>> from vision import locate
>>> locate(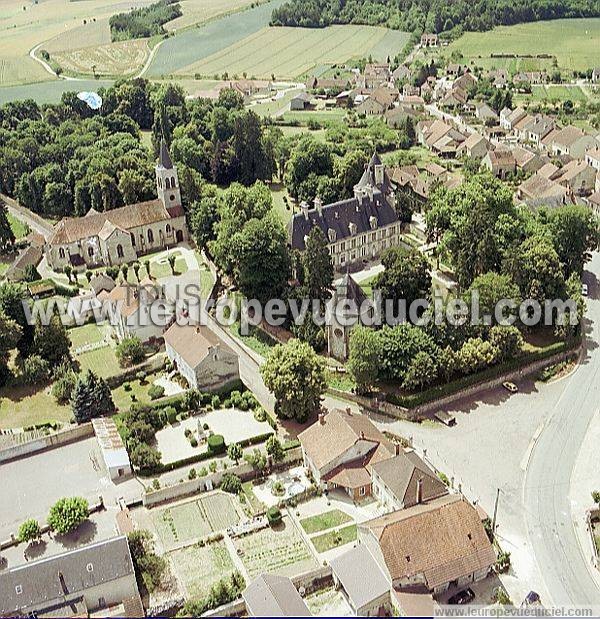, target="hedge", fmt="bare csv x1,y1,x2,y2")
207,434,226,455
385,340,572,409
238,432,274,449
